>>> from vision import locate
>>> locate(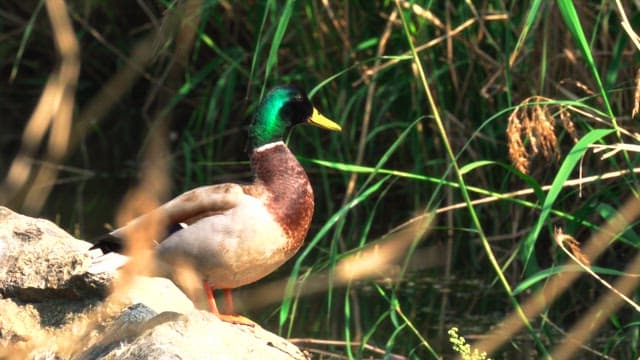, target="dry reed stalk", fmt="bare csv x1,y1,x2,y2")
469,194,640,357
0,0,205,357
632,68,640,119
238,213,432,311
507,96,578,174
